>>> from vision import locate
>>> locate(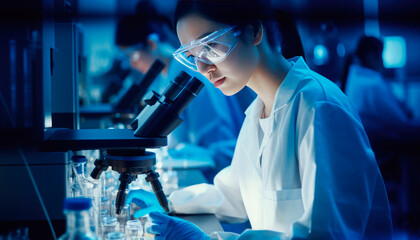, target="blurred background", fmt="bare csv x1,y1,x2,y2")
0,0,419,239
